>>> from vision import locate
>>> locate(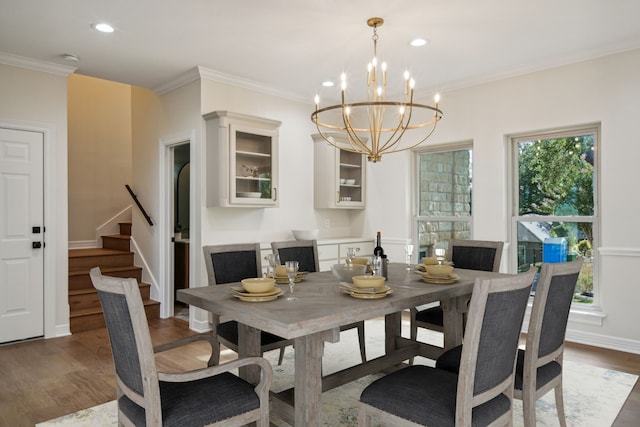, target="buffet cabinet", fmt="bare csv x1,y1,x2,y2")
312,133,366,209
204,111,281,207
